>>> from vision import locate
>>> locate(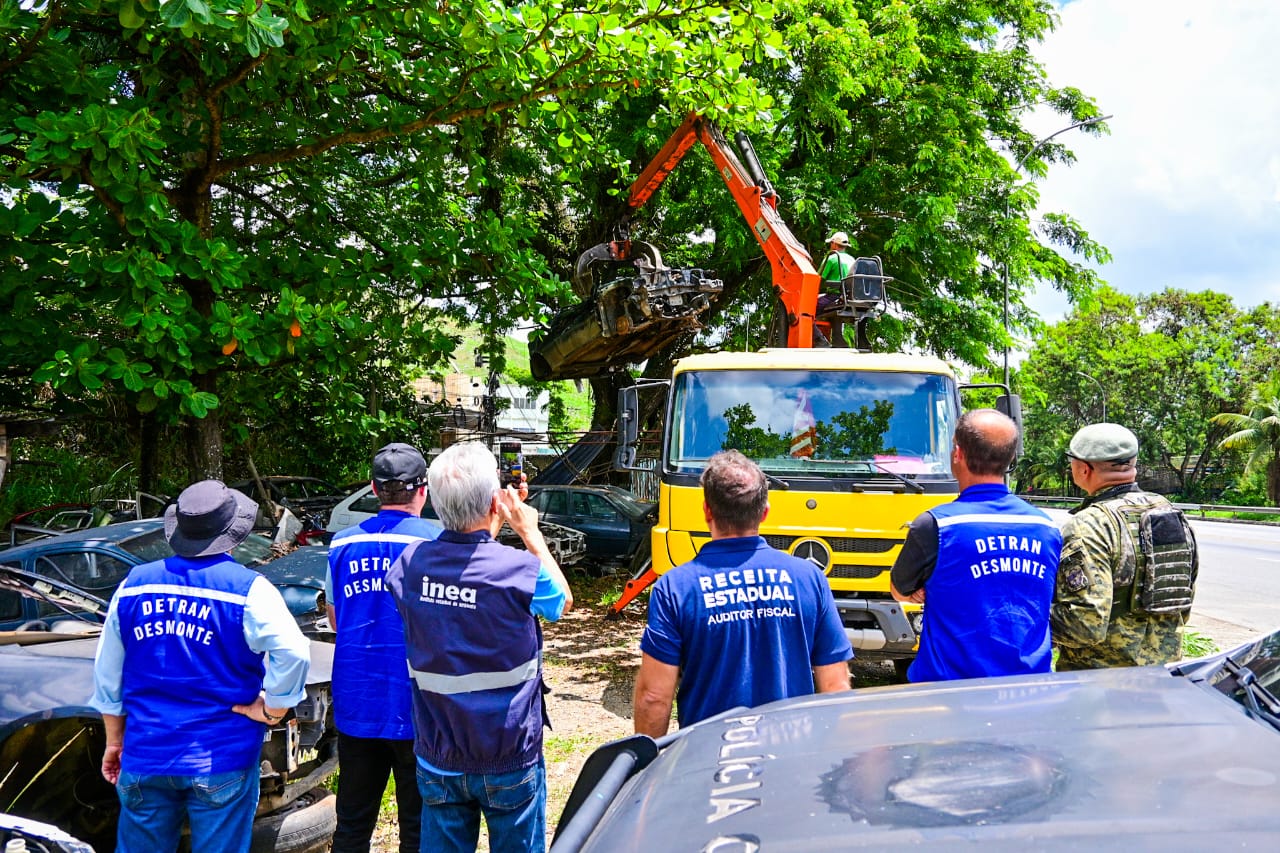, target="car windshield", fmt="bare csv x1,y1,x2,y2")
1207,629,1280,729
118,528,277,567
667,369,959,479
